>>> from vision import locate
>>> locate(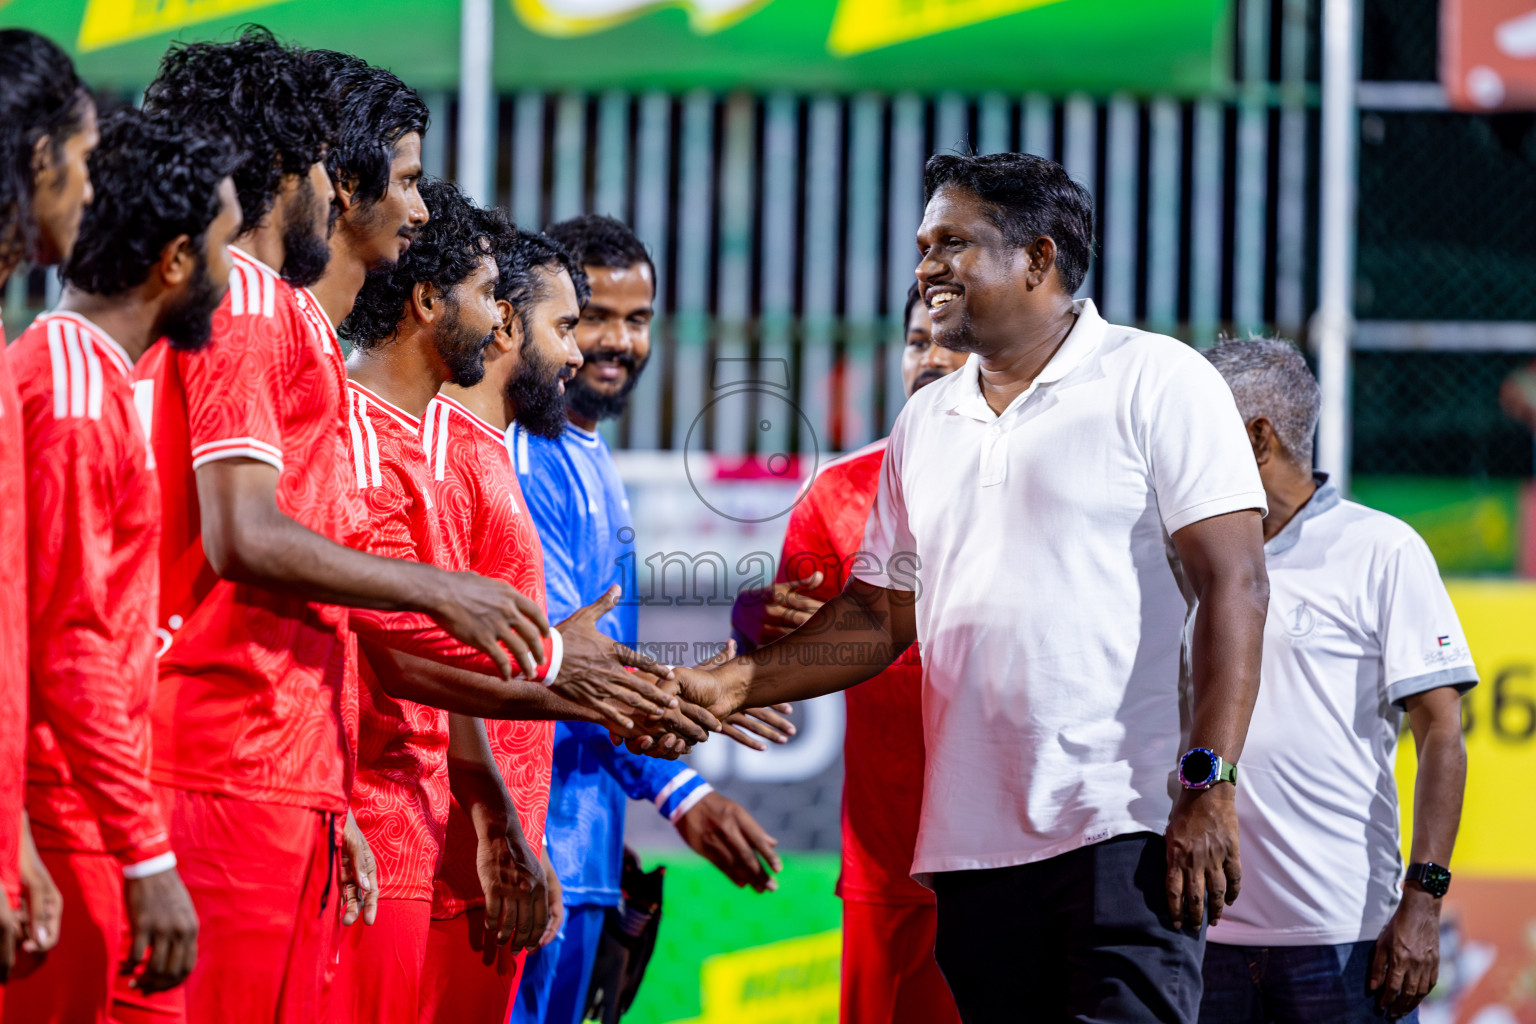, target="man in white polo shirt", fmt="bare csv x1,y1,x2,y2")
1197,338,1475,1024
672,152,1271,1023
